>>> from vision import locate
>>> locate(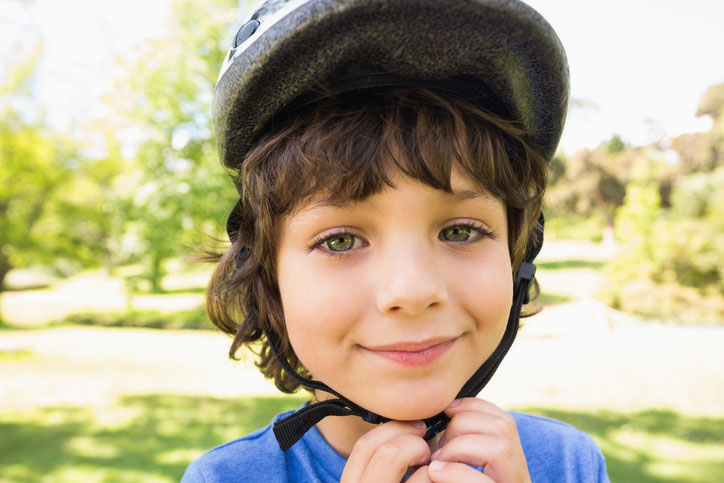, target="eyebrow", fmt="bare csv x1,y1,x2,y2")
302,188,494,214
445,189,494,202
